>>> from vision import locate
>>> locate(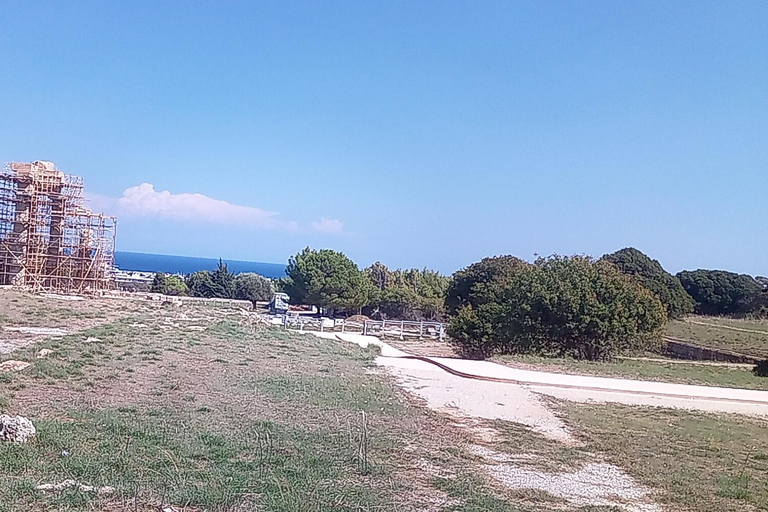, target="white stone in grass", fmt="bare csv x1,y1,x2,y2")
0,360,31,373
36,349,53,359
0,415,36,443
35,479,114,495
